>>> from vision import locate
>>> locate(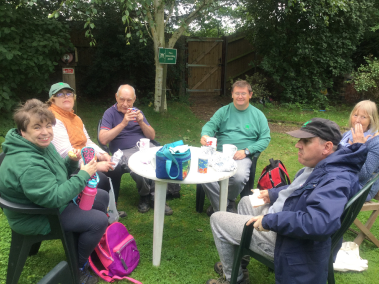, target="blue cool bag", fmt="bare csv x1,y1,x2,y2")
156,140,191,180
